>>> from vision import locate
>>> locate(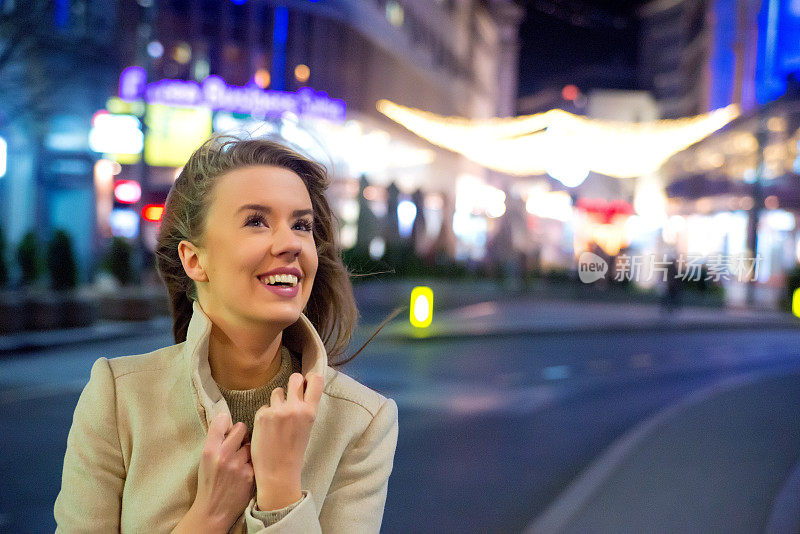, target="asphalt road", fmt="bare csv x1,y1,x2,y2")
3,323,800,533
